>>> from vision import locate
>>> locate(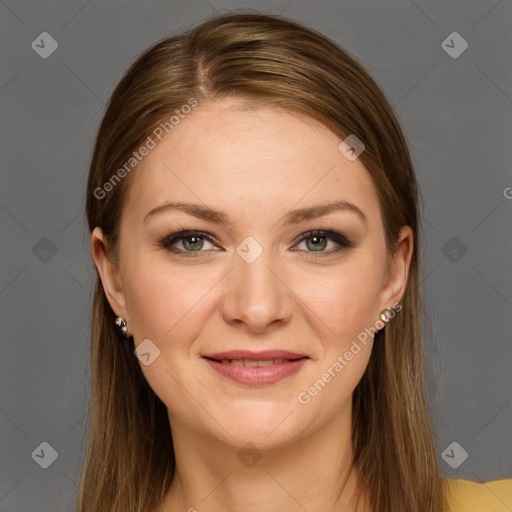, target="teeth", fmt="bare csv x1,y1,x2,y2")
255,360,275,367
219,359,286,367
